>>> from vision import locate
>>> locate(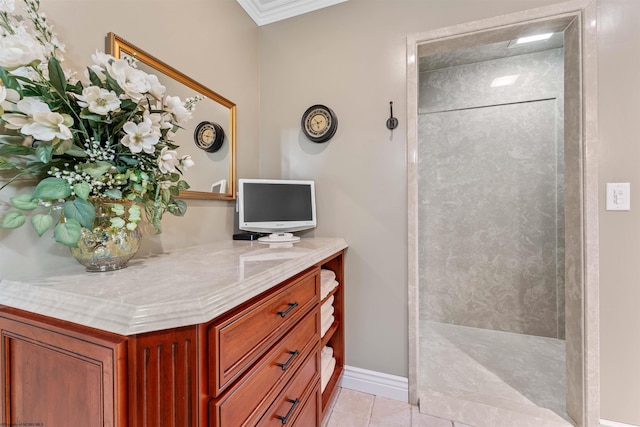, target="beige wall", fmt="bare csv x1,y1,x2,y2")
2,0,640,424
258,0,570,378
0,0,260,276
258,0,640,424
598,0,640,424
